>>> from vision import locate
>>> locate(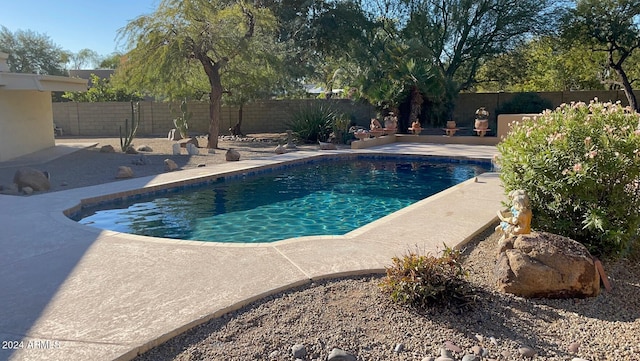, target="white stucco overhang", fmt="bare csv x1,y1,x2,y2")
0,52,88,91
